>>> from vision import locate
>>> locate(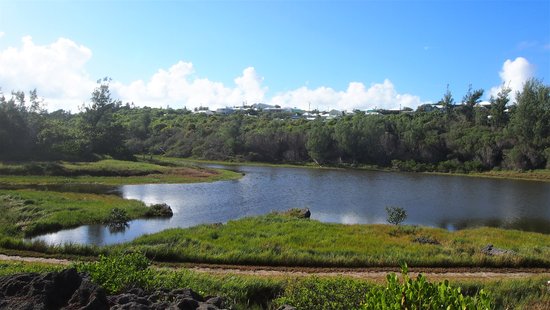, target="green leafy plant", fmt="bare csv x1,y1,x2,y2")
386,206,407,226
363,264,492,309
75,251,153,294
105,208,130,231
275,276,371,310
